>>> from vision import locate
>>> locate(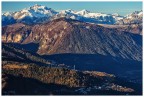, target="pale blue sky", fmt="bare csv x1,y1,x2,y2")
2,2,142,16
